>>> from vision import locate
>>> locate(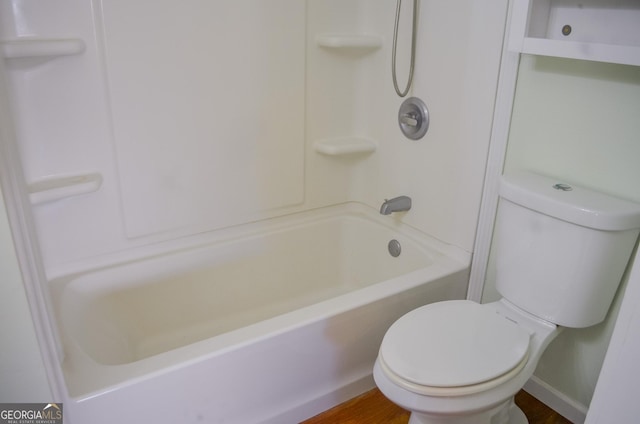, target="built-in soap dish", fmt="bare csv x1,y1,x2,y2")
28,172,102,205
316,34,383,51
313,137,377,156
1,37,86,60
